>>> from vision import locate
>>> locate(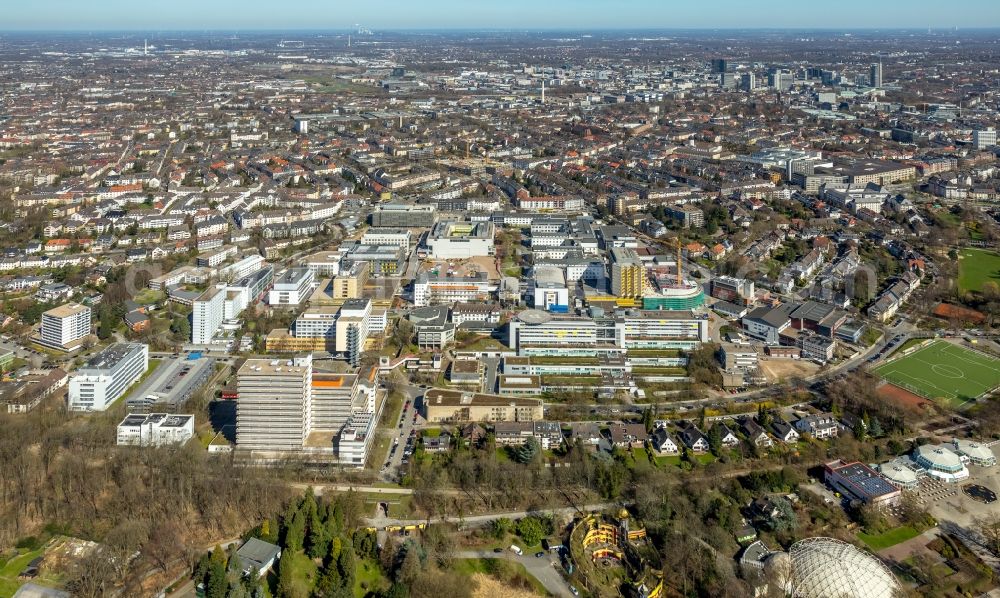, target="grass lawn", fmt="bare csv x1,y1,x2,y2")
654,454,681,467
958,248,1000,293
133,289,165,305
353,559,388,597
0,545,49,598
872,340,1000,408
630,447,652,466
271,550,317,597
453,559,549,596
858,526,922,552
